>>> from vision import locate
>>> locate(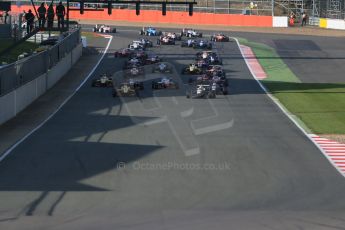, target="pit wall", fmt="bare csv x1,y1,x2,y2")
0,43,82,125
10,5,276,27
